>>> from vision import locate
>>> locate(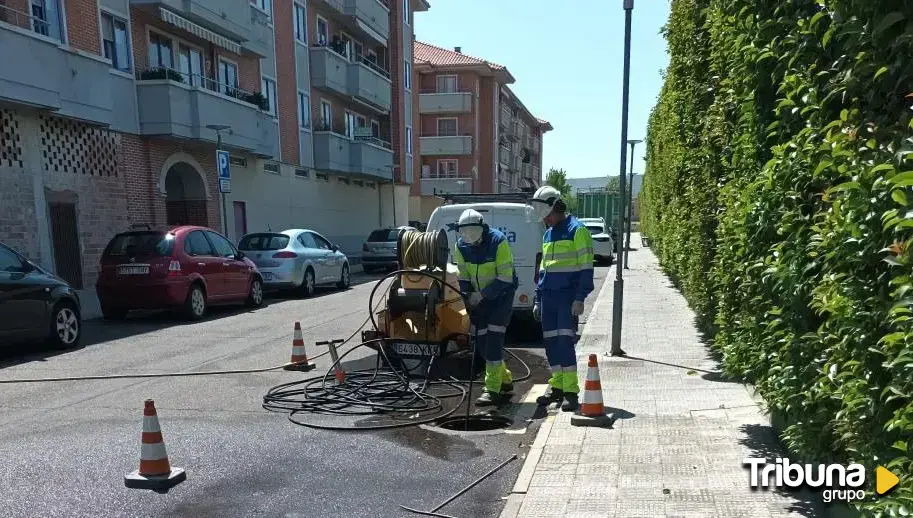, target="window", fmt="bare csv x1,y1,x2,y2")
298,92,311,129
316,16,329,45
402,0,409,25
340,33,354,61
344,111,357,138
101,13,130,72
205,231,237,258
320,101,332,130
436,75,457,93
184,231,214,257
403,61,412,91
219,59,239,95
406,126,413,155
437,118,457,136
293,3,306,43
436,159,458,178
298,233,318,249
178,44,203,86
312,233,333,250
371,120,380,138
148,32,173,69
262,77,277,115
251,0,271,16
238,233,289,251
0,245,24,273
